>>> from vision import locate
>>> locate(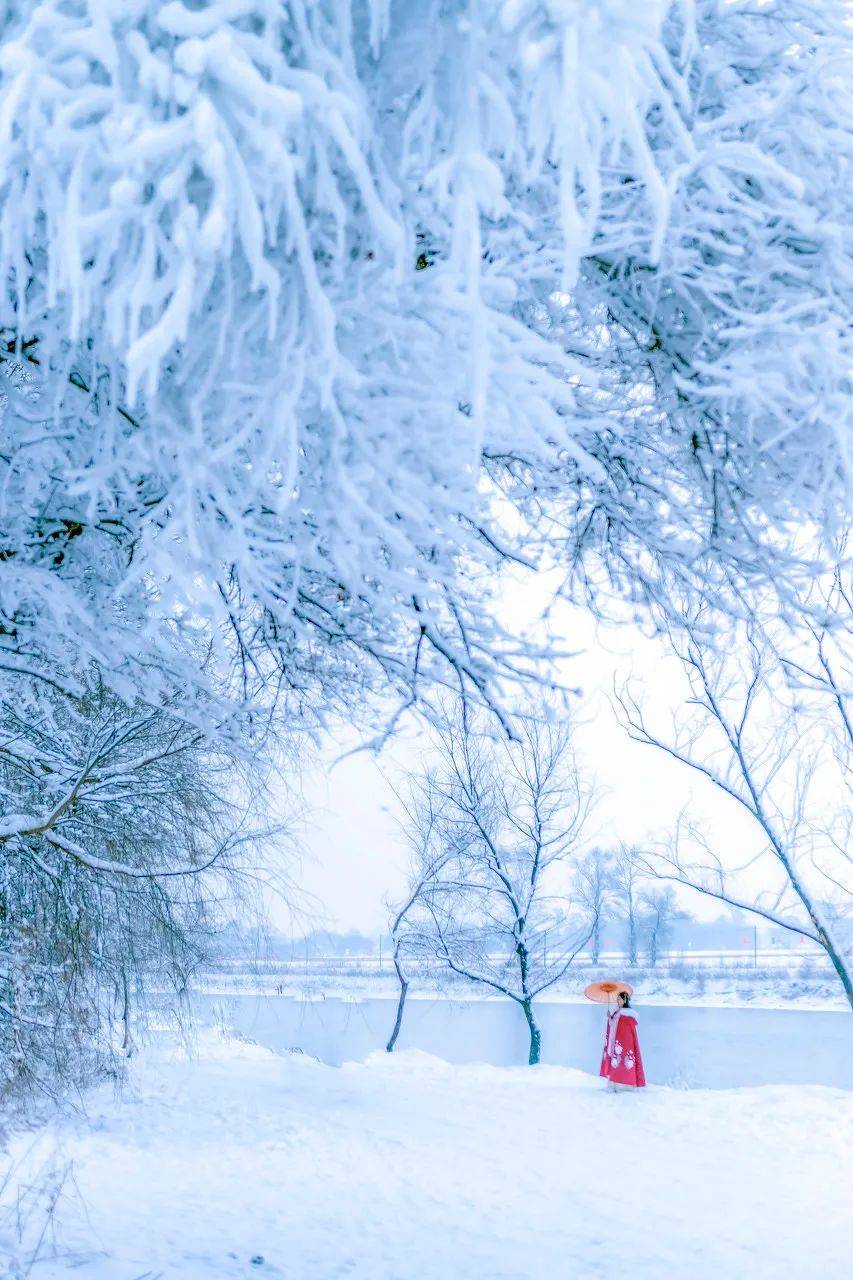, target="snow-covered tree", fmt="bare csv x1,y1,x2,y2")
1,1,850,1082
0,675,275,1095
399,707,595,1063
575,848,616,964
617,611,852,1009
559,0,853,621
384,789,452,1054
611,845,642,966
1,0,850,742
638,885,682,966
